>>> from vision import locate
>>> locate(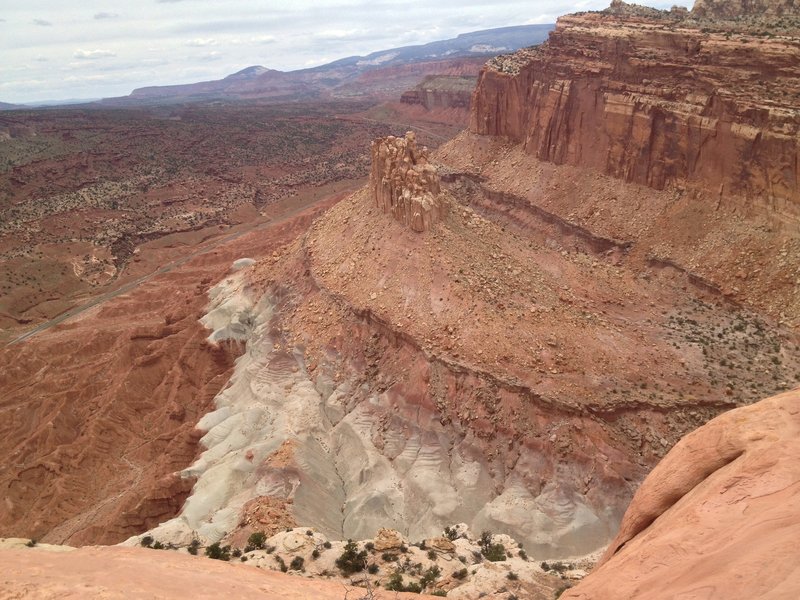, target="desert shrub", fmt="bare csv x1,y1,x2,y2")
152,541,165,550
312,549,320,559
205,542,231,561
443,526,459,541
507,571,519,580
432,591,447,597
420,565,441,588
188,539,200,556
289,556,305,571
336,540,367,575
453,568,468,580
386,572,405,591
275,556,288,572
232,548,242,558
427,549,437,560
382,552,398,562
368,563,379,574
365,541,375,551
247,532,267,550
25,540,37,548
323,541,332,549
140,535,153,548
518,549,528,561
482,544,506,562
